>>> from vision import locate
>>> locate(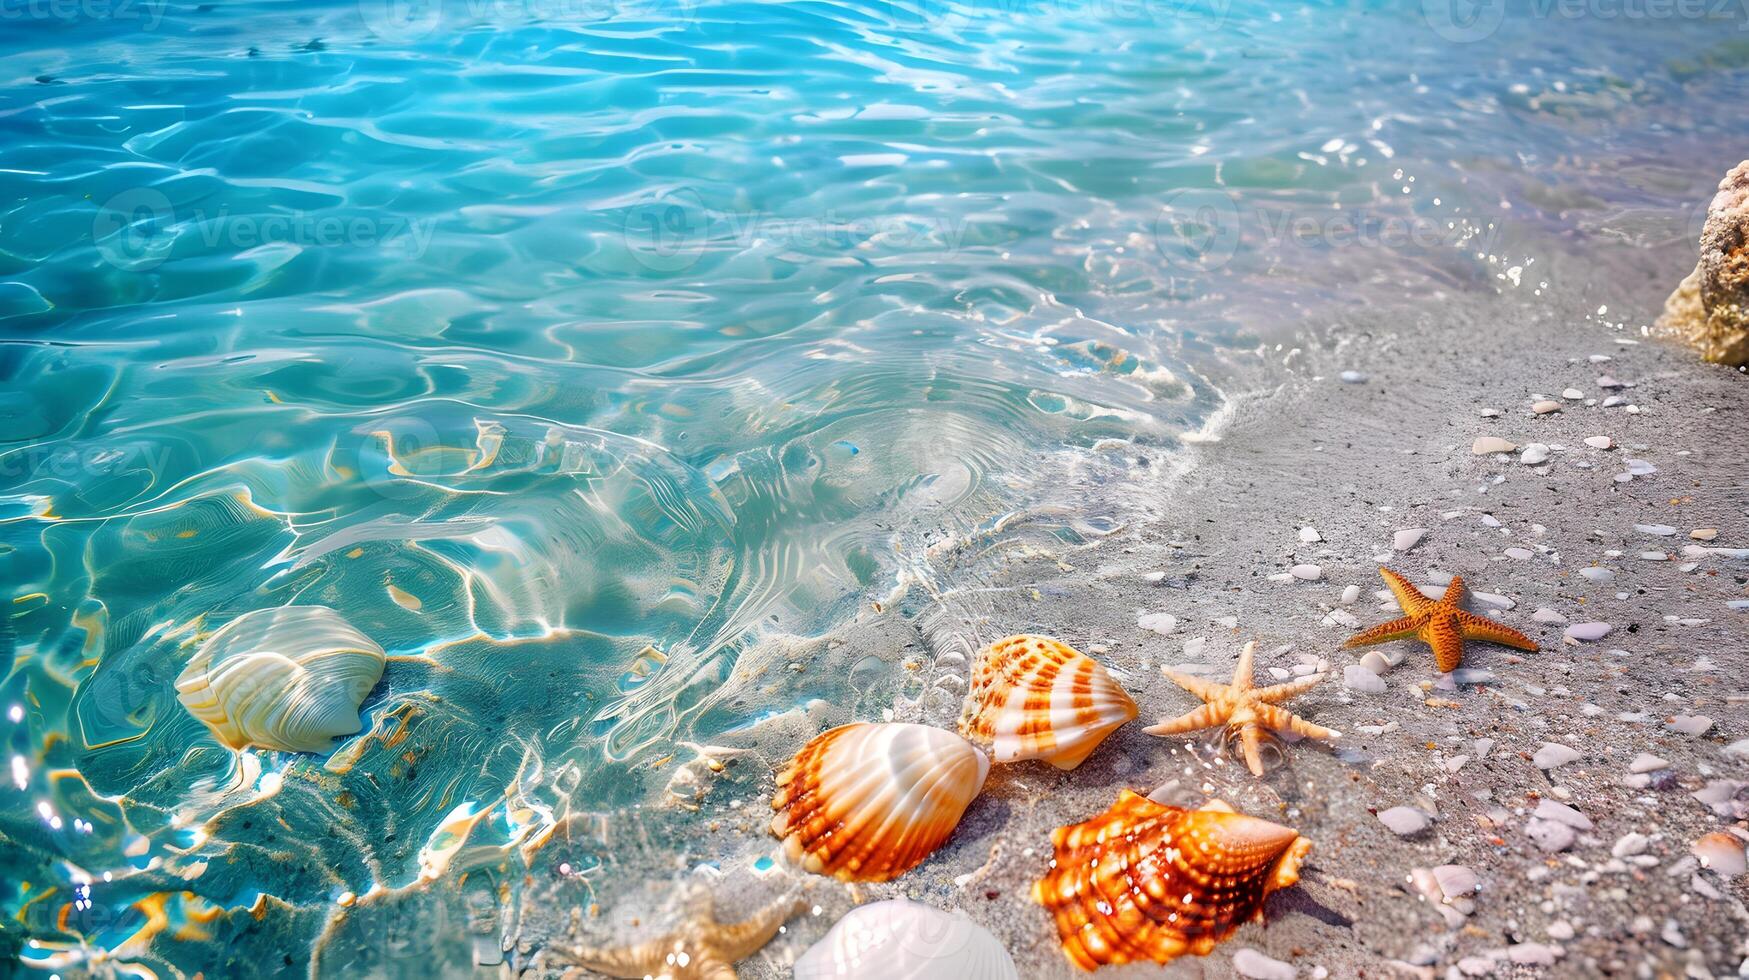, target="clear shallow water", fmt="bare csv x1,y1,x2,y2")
2,0,1746,974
